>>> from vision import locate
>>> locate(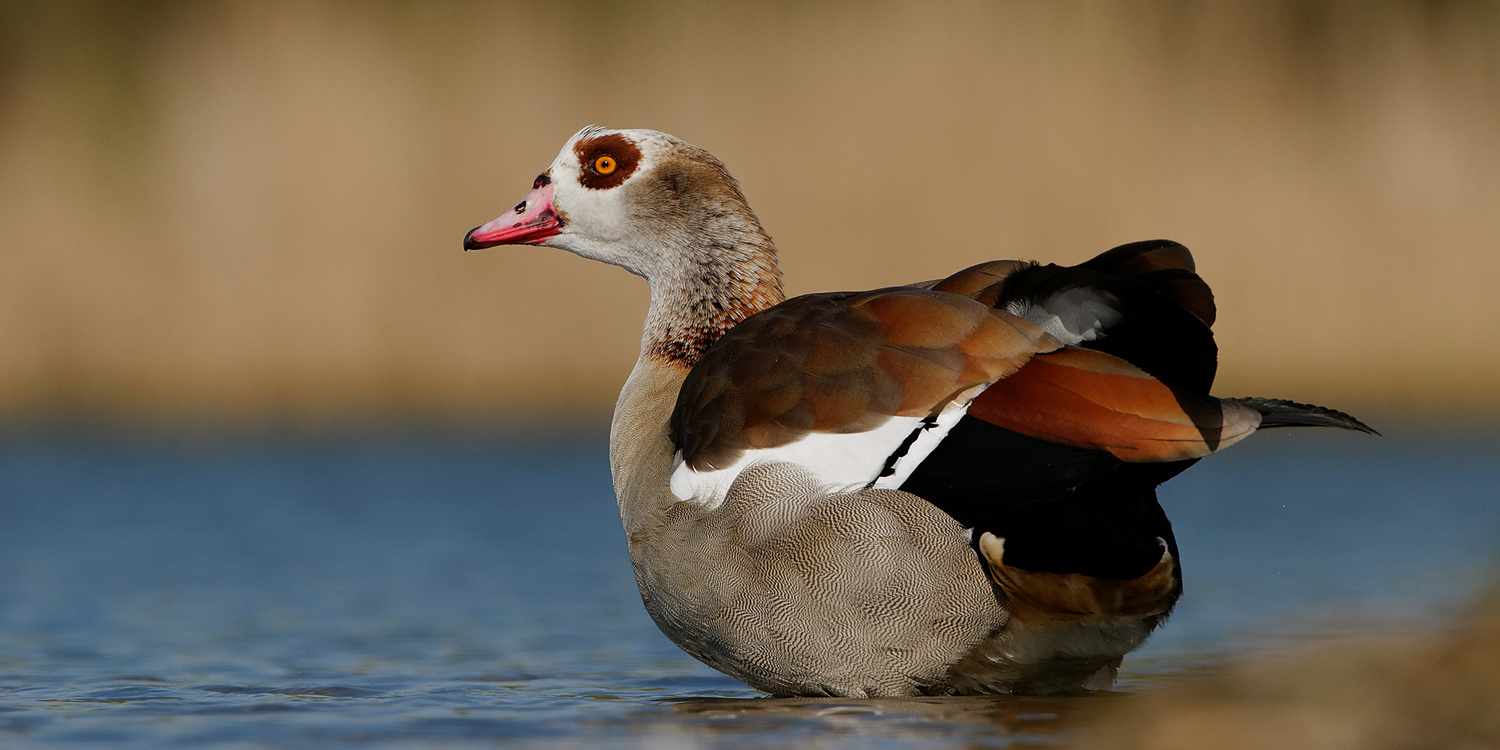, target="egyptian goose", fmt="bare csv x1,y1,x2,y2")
464,126,1374,698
